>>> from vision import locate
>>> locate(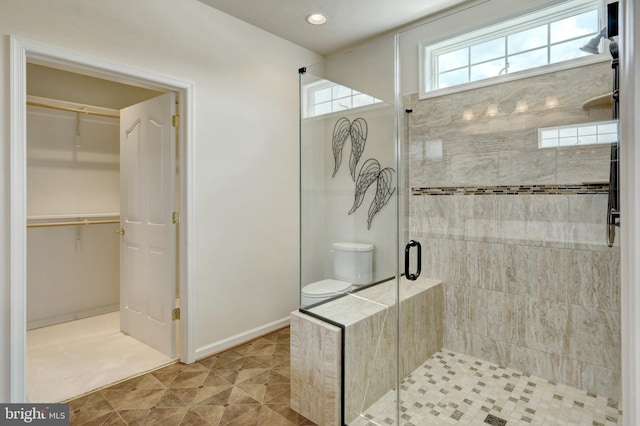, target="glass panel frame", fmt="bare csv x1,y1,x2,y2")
297,1,620,424
298,40,400,423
